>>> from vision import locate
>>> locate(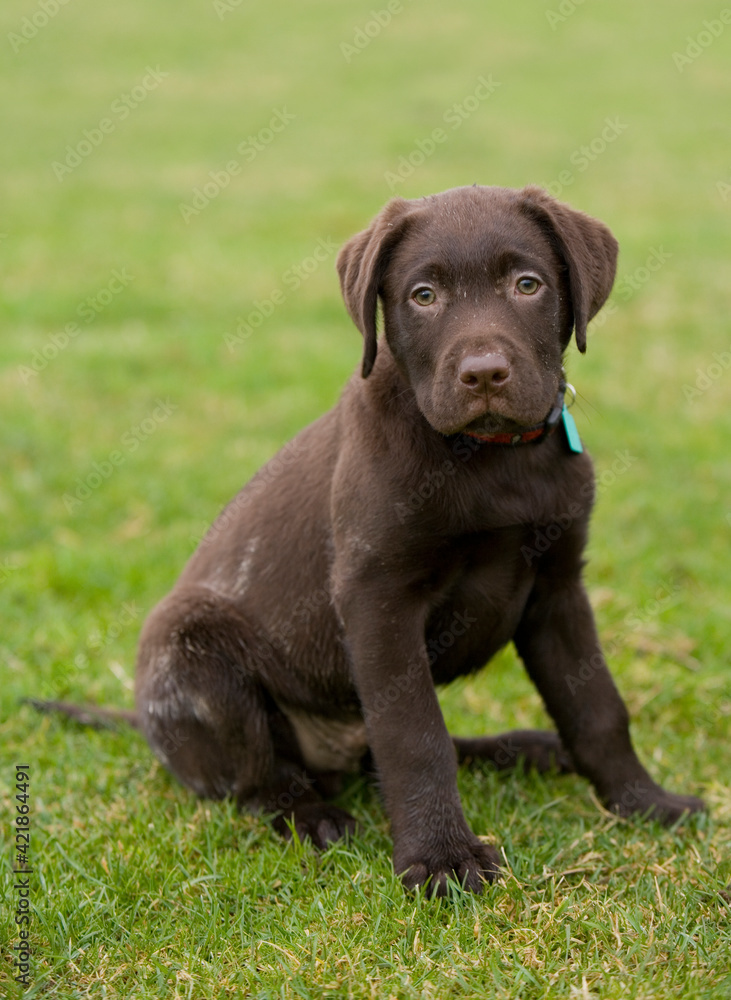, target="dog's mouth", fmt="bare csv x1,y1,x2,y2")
429,405,545,439
461,412,527,436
